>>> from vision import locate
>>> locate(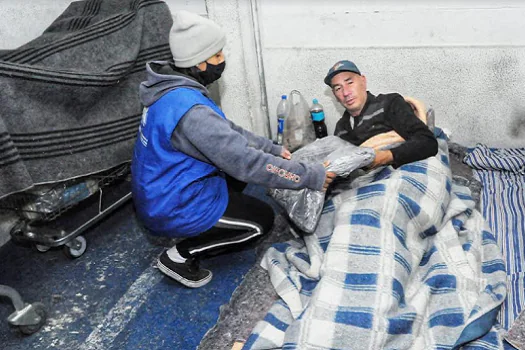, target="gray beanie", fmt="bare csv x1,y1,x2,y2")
169,11,226,68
